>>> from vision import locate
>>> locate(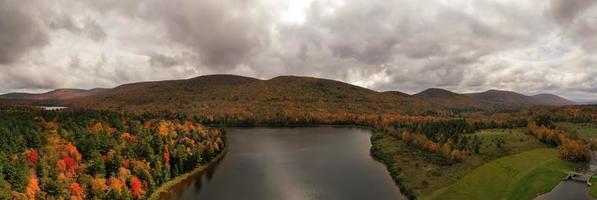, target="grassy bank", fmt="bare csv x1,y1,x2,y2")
370,129,549,199
426,148,578,200
590,178,597,198
149,150,228,200
370,132,416,199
